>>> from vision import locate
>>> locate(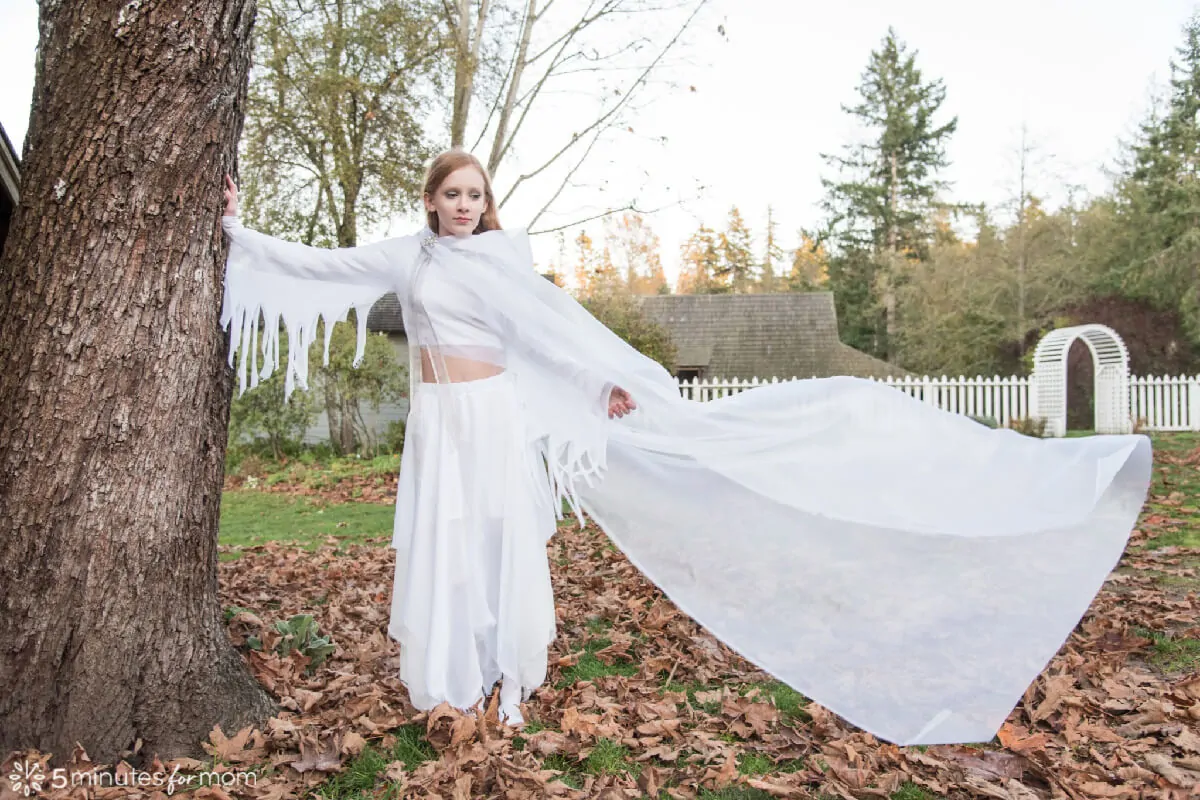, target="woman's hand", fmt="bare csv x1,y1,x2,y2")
608,386,637,419
222,174,238,217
